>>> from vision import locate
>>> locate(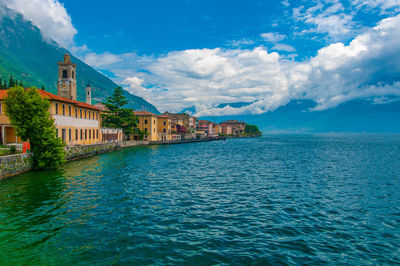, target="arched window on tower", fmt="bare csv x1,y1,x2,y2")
72,71,75,79
63,70,68,79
